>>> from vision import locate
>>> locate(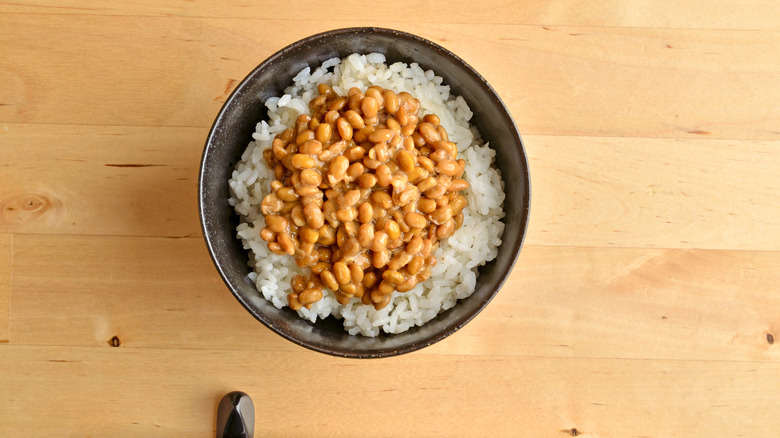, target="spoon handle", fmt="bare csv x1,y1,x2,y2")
216,391,254,438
